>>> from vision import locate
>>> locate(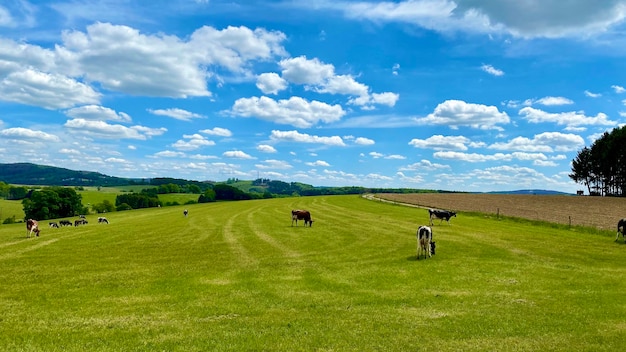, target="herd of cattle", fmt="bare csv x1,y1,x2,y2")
23,205,626,259
25,216,109,237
